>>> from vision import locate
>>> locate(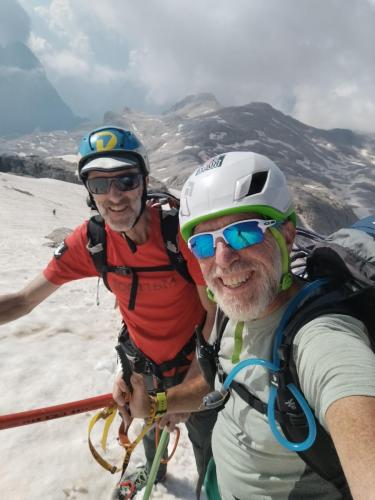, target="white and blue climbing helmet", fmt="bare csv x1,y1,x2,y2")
77,126,150,181
179,151,297,290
